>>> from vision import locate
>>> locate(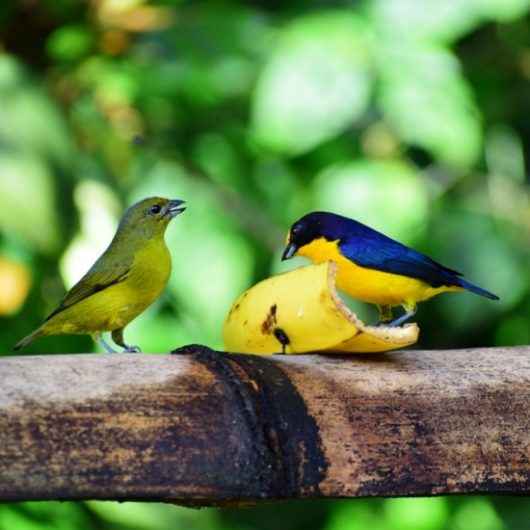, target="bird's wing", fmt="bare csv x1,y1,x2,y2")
45,254,132,321
339,231,463,288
